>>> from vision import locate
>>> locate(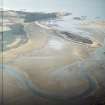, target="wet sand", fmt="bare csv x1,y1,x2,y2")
0,20,105,105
